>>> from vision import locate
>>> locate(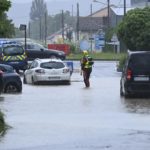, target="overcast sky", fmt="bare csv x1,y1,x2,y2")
8,0,131,27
